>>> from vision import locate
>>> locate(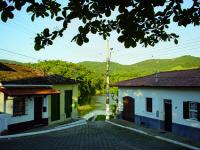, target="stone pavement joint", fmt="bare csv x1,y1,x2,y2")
106,120,200,150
